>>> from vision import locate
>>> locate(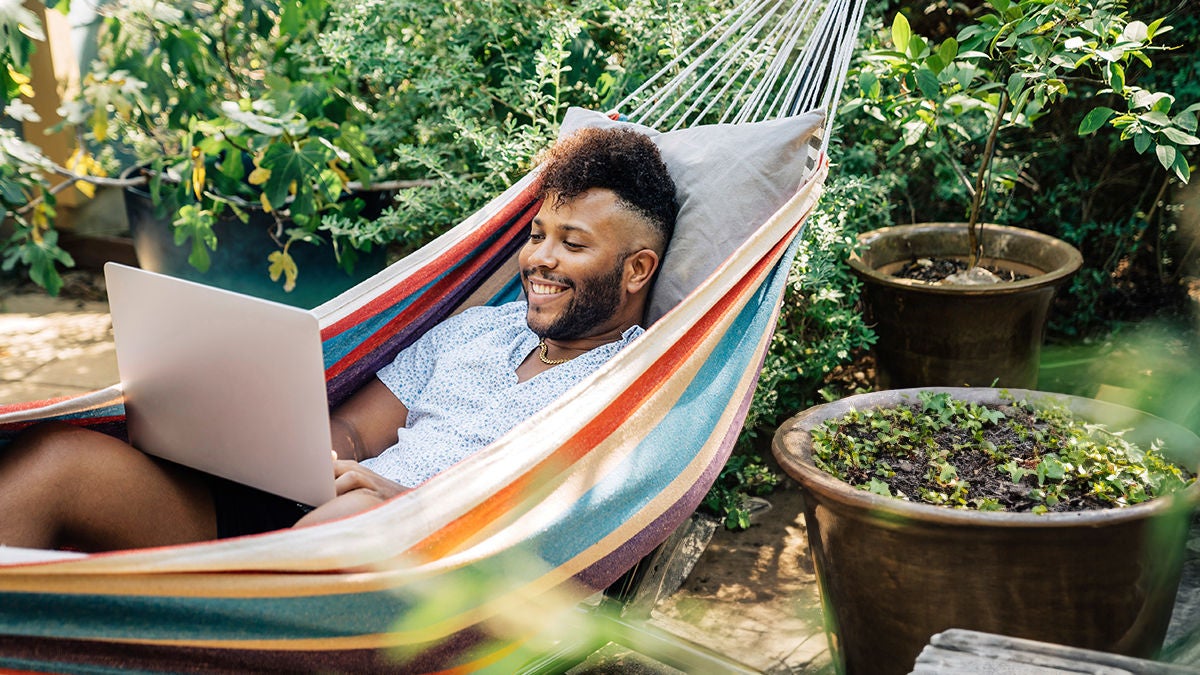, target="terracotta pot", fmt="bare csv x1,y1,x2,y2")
772,387,1200,675
848,223,1083,389
122,169,391,309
